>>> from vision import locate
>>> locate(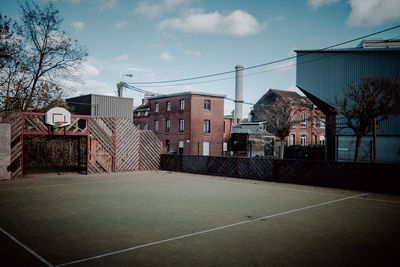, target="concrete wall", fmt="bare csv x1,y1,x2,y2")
0,123,11,180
